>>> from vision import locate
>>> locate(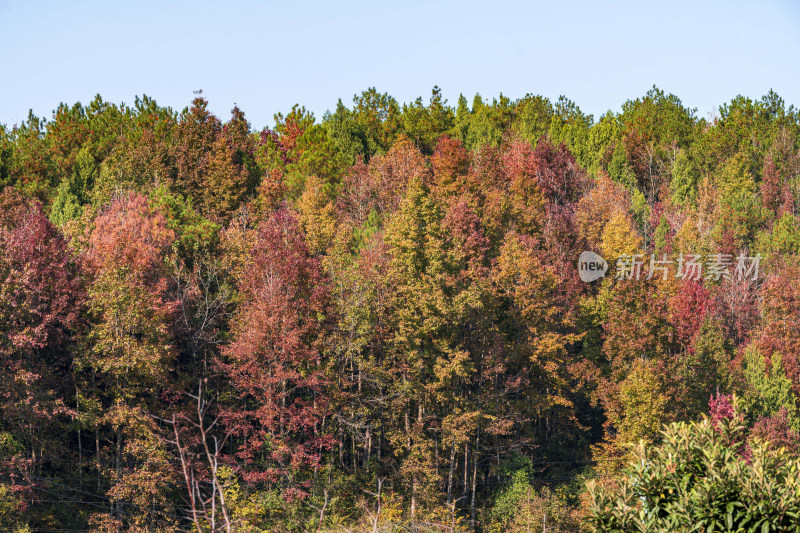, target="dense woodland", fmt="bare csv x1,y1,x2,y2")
1,86,800,532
